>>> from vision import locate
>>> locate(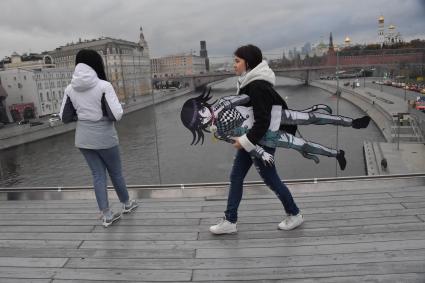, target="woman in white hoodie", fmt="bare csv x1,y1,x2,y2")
59,49,137,227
